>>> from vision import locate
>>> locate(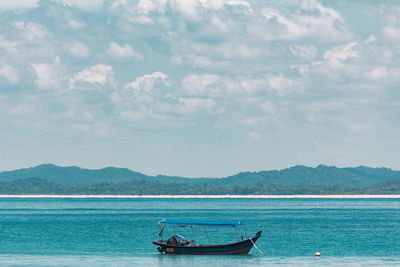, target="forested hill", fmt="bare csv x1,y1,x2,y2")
0,164,399,194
